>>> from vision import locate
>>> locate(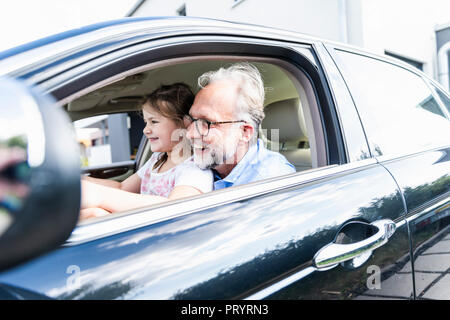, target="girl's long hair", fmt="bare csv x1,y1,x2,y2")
143,83,194,170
